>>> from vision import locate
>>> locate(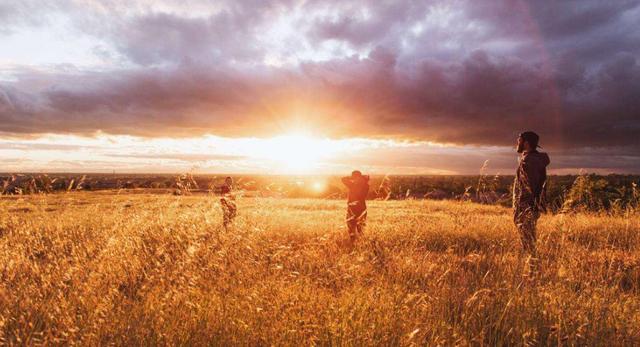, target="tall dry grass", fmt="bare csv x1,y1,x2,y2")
1,192,639,345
